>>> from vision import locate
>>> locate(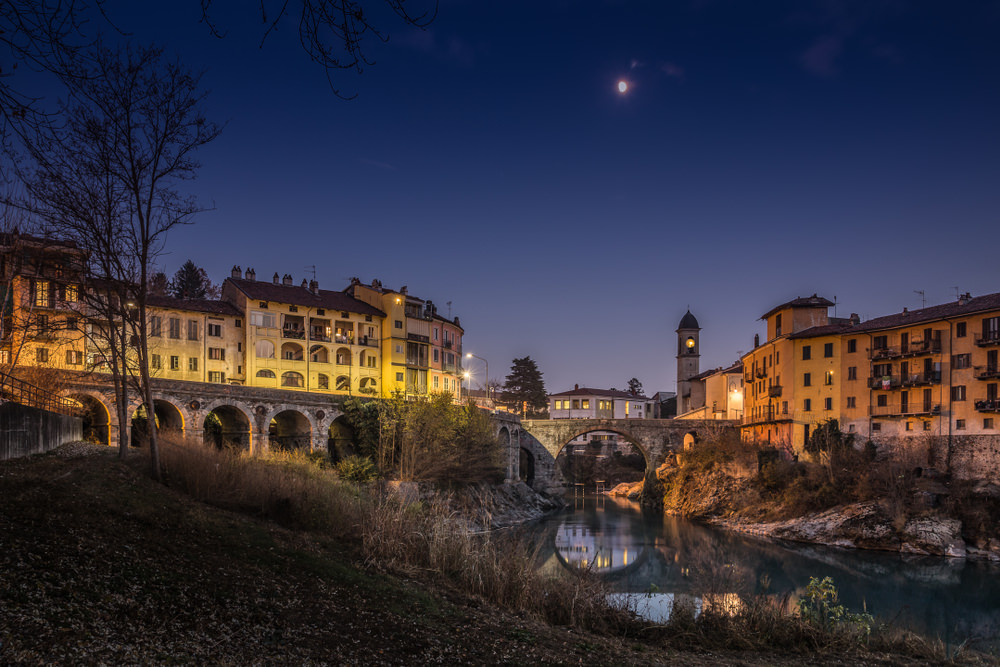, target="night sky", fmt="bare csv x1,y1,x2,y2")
27,2,1000,395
